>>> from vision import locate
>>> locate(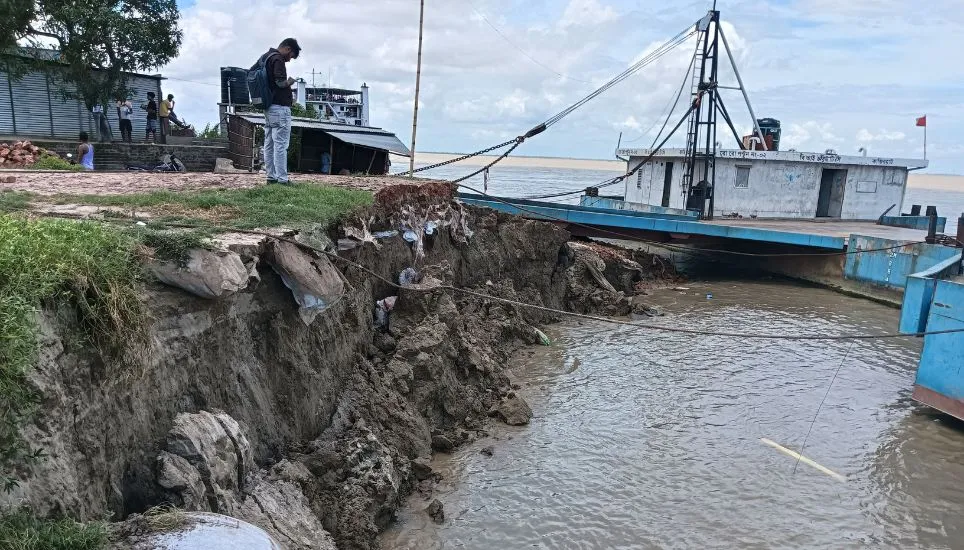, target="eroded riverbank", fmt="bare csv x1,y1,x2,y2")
381,279,964,550
0,182,680,548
